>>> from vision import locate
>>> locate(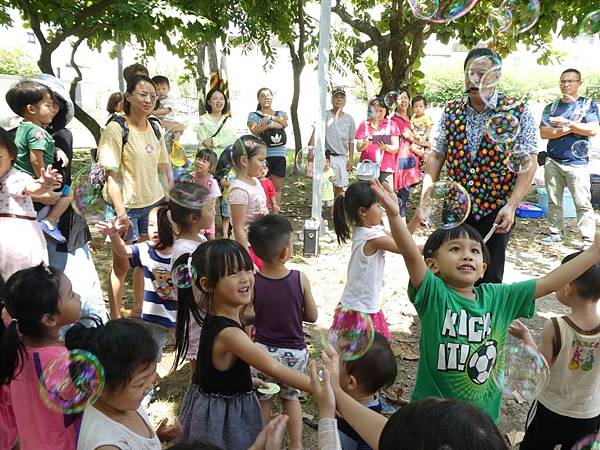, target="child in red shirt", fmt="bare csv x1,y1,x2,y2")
259,165,279,213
